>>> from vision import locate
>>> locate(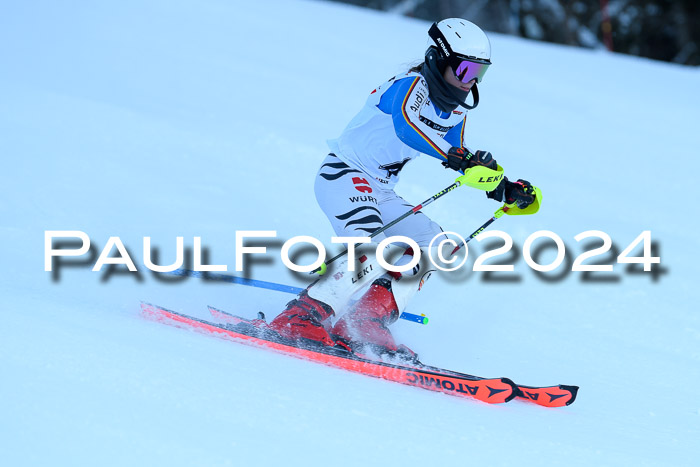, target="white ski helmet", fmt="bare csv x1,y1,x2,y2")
428,18,491,83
